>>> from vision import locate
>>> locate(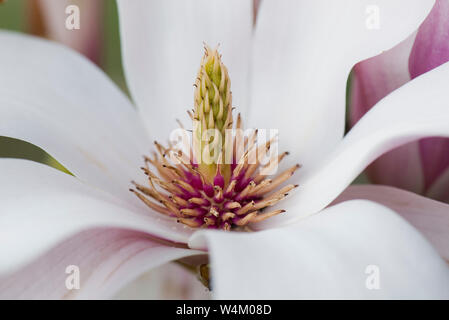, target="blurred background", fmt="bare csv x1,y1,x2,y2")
0,0,126,171
0,0,210,299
